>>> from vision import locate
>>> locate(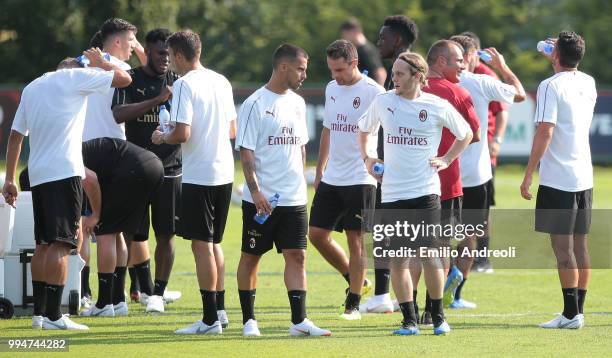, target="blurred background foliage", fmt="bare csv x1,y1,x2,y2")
1,0,610,87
